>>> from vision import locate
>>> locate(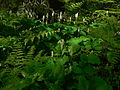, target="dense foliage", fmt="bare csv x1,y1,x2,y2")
0,0,120,90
